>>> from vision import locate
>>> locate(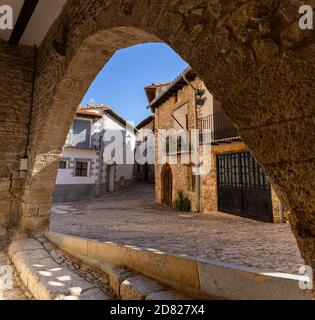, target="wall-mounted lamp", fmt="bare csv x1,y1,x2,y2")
195,89,207,107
